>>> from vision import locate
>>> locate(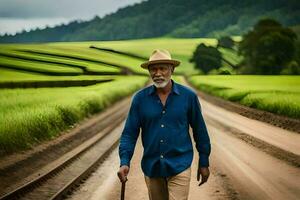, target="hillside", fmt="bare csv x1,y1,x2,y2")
0,0,299,43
